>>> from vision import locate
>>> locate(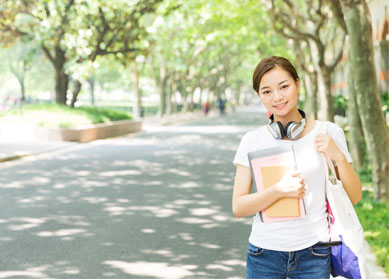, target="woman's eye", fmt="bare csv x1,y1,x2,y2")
281,85,289,89
262,90,271,95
